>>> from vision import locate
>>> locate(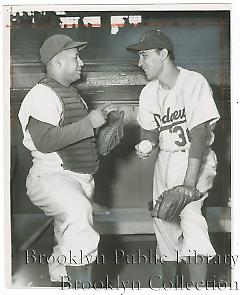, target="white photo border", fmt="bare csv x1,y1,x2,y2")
1,1,239,294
